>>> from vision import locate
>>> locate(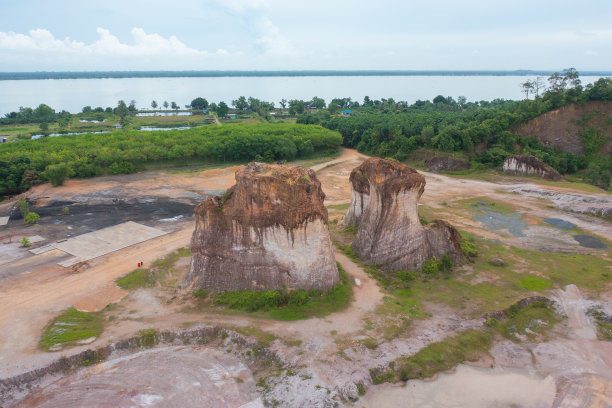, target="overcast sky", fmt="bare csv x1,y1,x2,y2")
1,0,611,71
